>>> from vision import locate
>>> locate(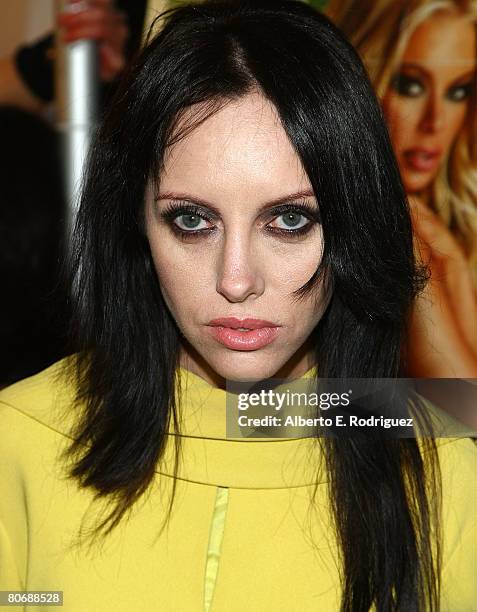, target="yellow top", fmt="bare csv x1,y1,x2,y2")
0,358,477,611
